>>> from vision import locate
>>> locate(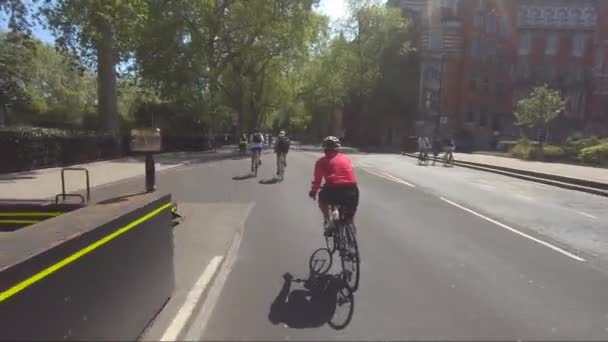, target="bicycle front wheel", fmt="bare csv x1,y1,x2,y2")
340,222,360,291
